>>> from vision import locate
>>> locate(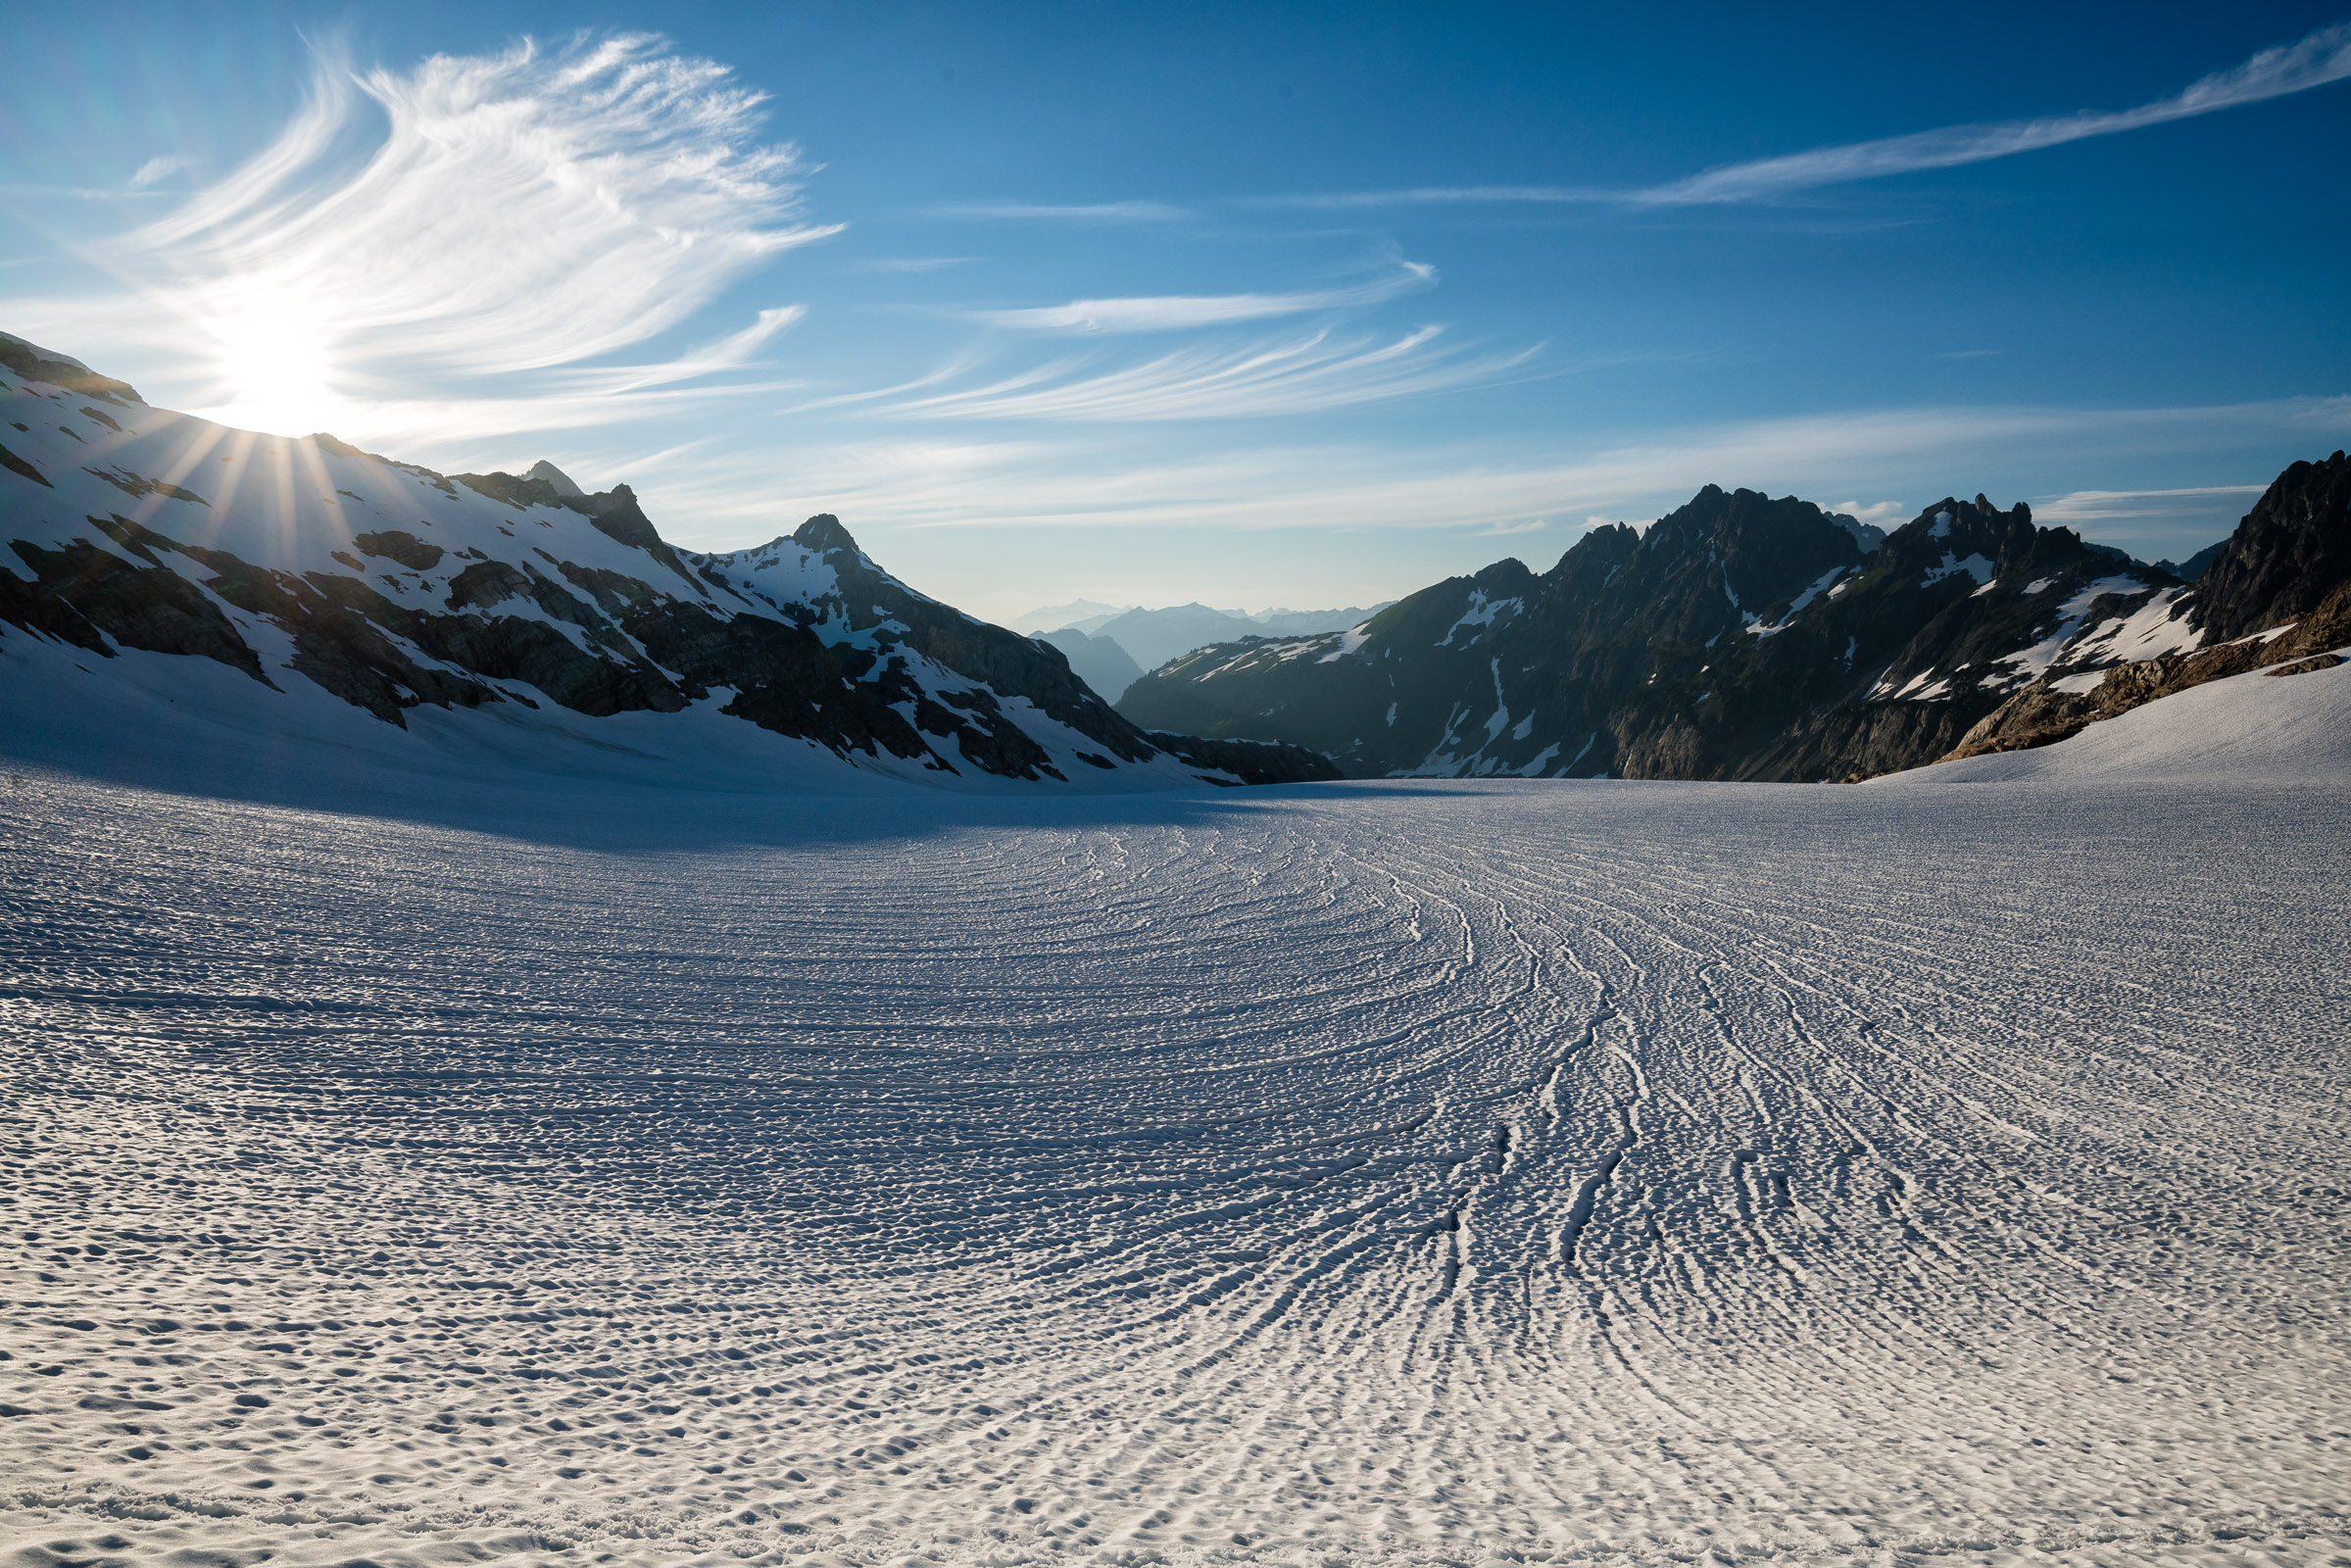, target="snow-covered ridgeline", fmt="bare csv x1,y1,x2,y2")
0,339,1327,792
